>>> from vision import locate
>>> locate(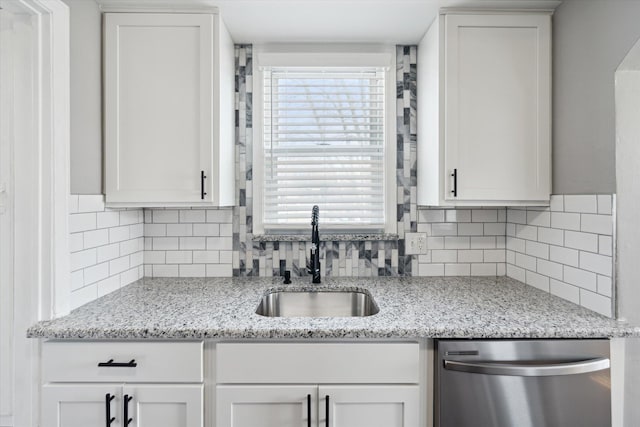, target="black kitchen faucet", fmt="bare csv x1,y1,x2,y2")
307,205,321,283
